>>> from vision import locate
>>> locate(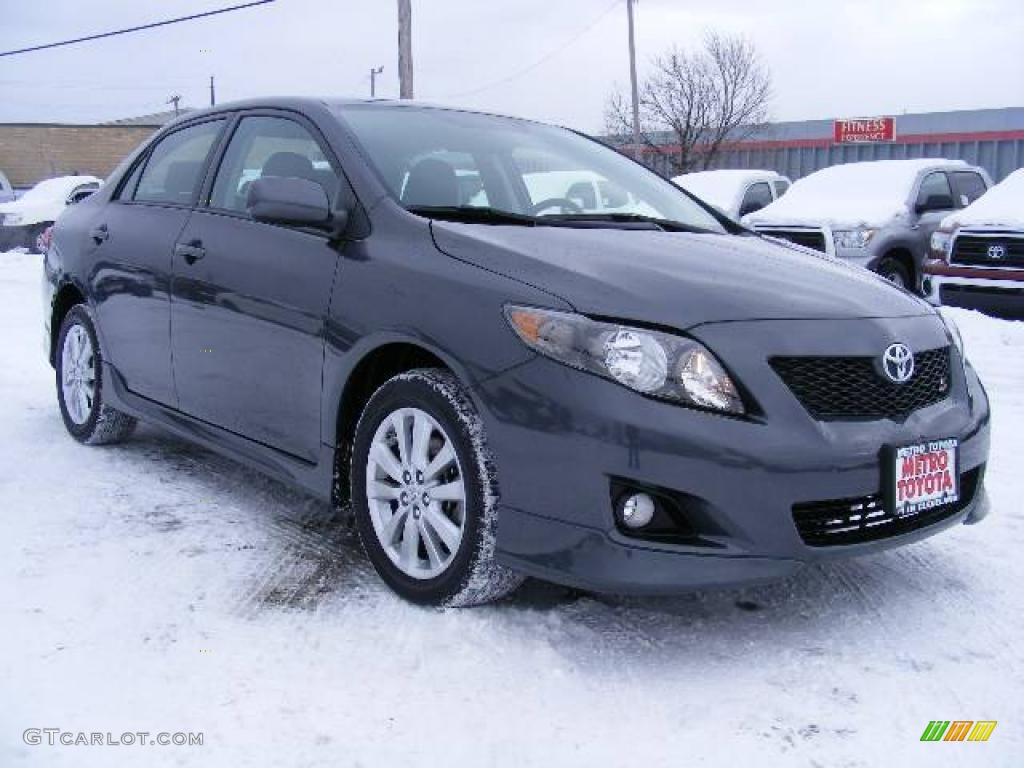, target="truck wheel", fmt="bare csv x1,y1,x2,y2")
351,368,524,607
56,305,138,445
877,258,911,289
